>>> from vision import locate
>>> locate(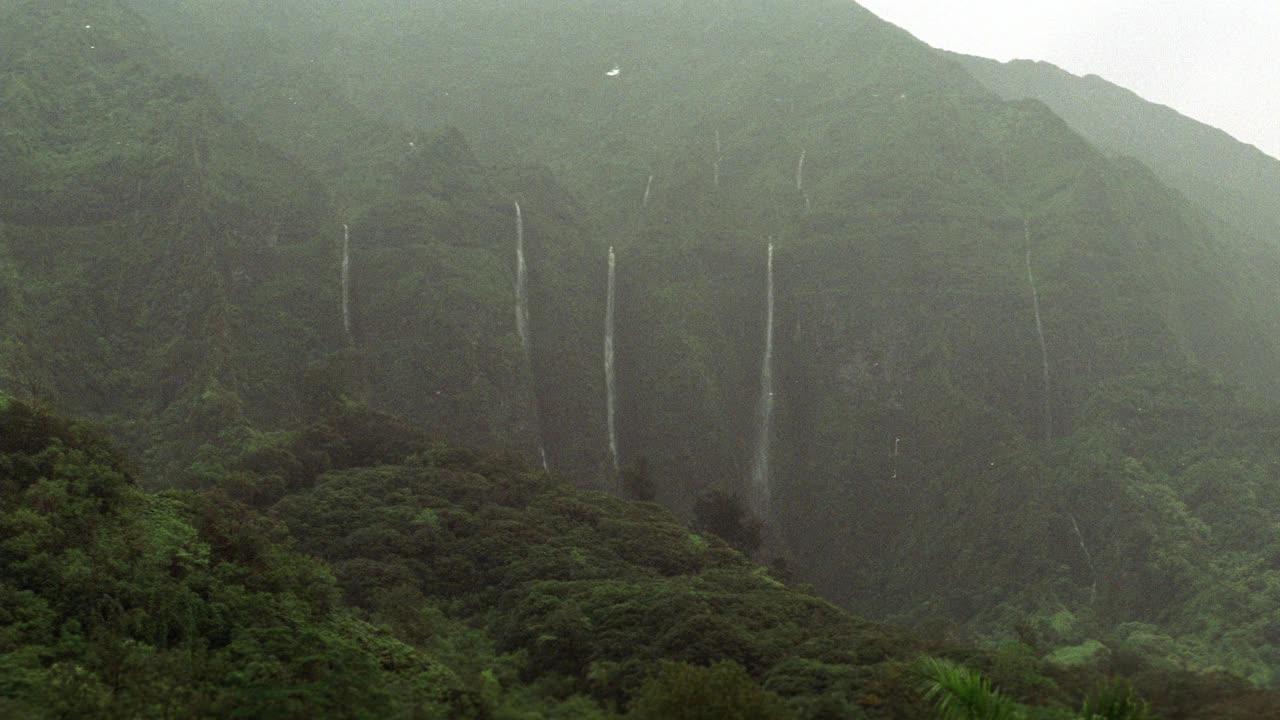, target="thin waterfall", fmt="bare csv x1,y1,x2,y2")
341,223,352,343
643,175,653,207
1069,513,1098,604
749,242,776,516
1024,219,1053,439
604,246,619,470
514,201,548,470
795,149,806,191
515,203,530,351
713,131,722,187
